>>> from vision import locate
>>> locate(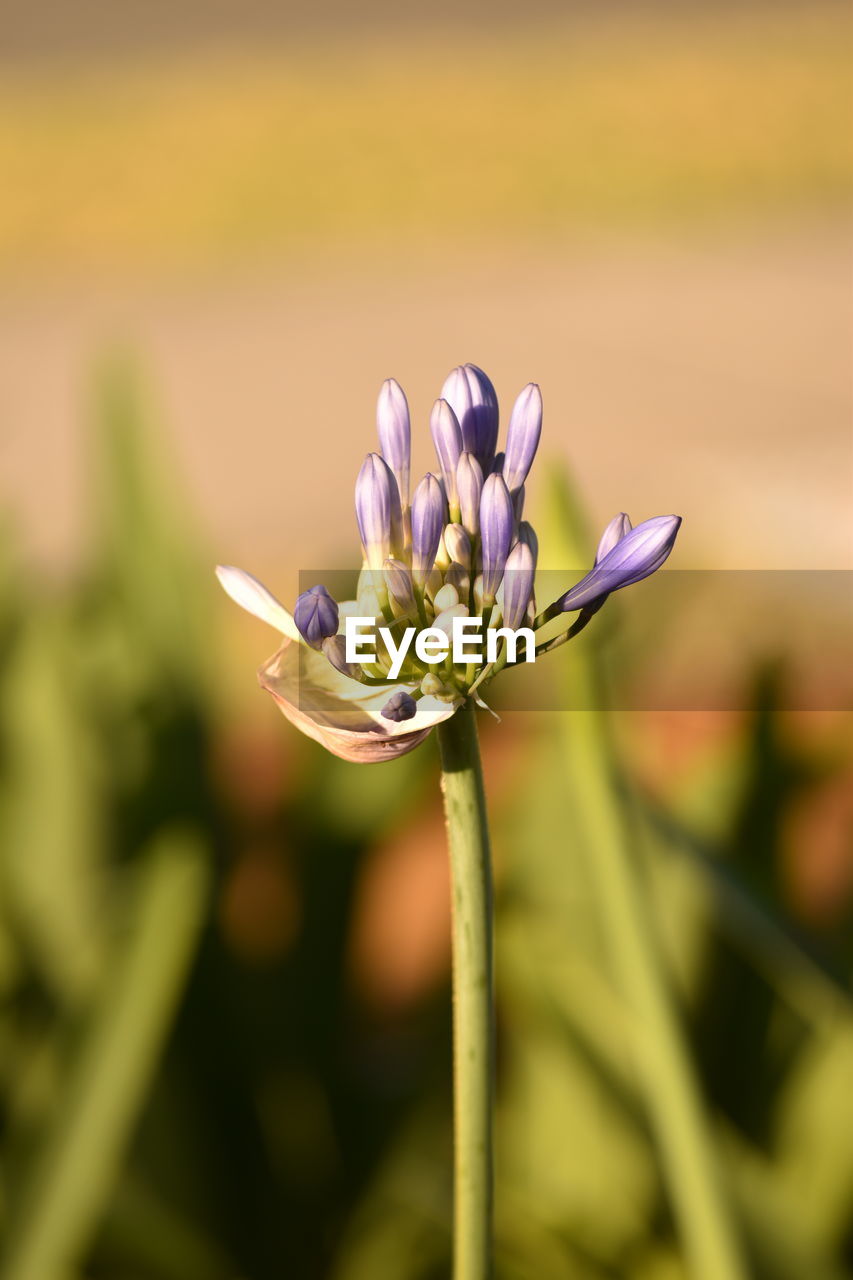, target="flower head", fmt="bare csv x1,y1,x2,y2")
218,365,681,760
